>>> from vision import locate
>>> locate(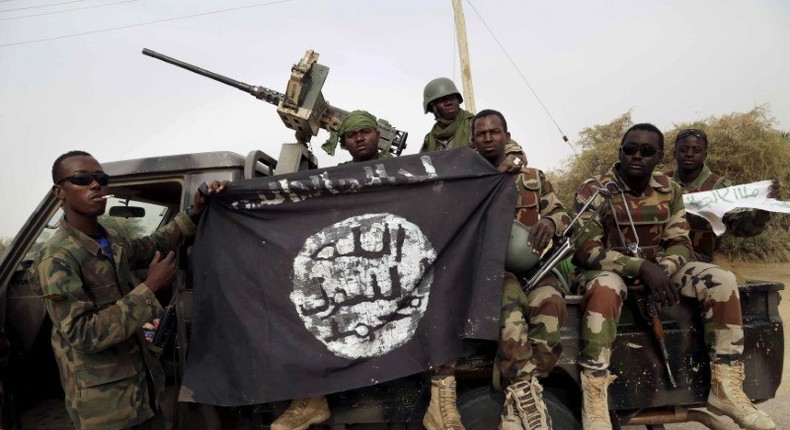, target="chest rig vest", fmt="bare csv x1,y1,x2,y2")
596,172,675,262
505,169,543,273
514,168,542,226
